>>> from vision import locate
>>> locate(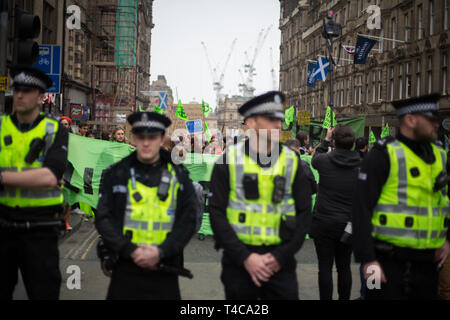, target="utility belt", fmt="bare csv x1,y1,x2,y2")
96,234,193,279
374,240,437,263
0,217,66,231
